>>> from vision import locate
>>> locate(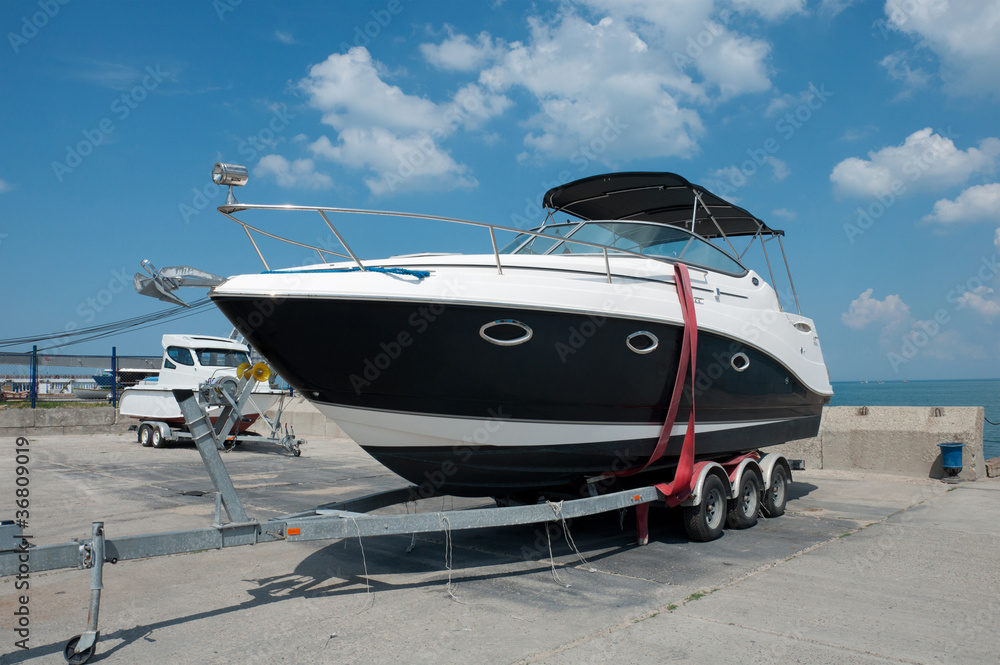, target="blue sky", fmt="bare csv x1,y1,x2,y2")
1,0,998,382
